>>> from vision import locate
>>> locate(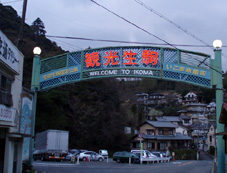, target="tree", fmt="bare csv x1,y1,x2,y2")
66,79,129,151
31,17,46,36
